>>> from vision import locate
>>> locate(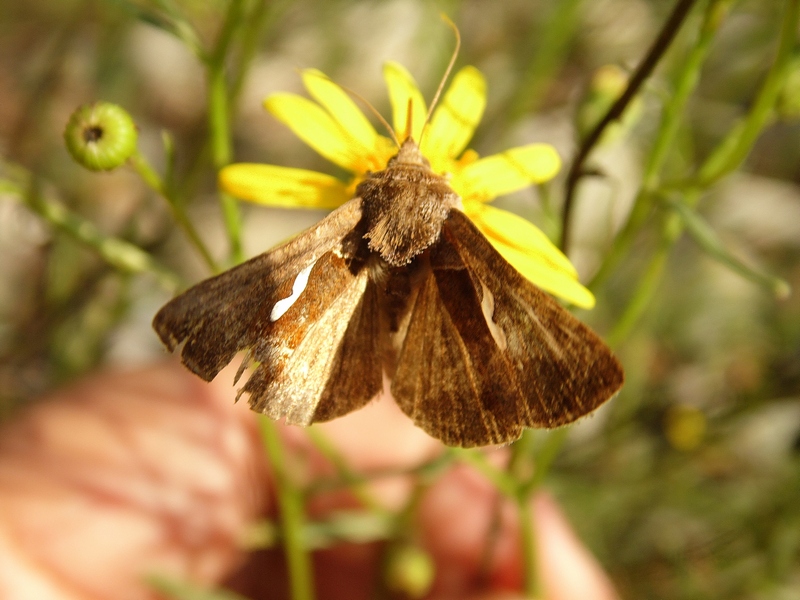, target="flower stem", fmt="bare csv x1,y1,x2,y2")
506,430,539,597
305,428,387,513
230,0,293,103
607,217,676,348
664,196,790,298
259,418,315,600
128,150,218,273
522,428,570,497
451,449,517,498
16,177,180,291
517,494,540,599
511,437,541,598
206,0,246,265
